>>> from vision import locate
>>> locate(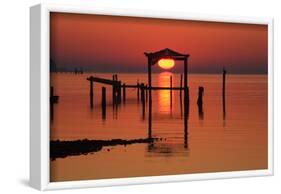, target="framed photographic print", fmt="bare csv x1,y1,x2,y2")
30,3,274,190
